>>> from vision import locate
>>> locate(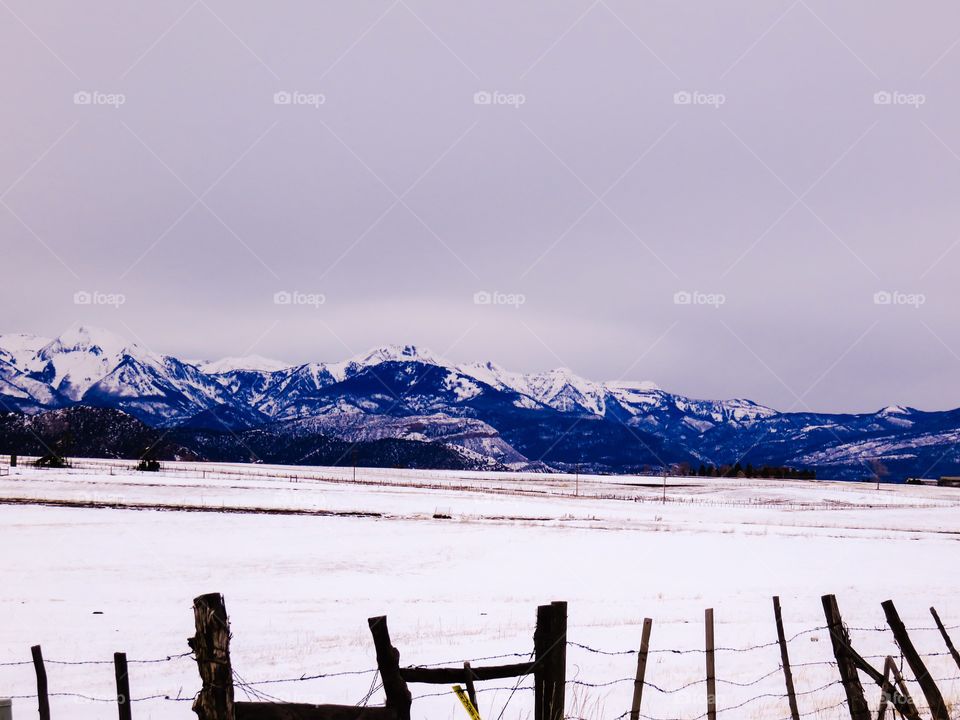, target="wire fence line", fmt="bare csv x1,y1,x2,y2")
0,651,193,670
8,455,959,514
412,684,535,701
3,615,958,717
567,625,829,658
